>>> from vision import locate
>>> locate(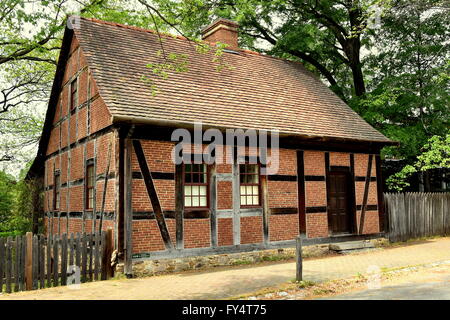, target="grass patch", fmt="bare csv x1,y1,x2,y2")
381,235,447,248
111,273,127,280
313,288,333,295
231,259,253,266
296,280,316,288
261,254,294,262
